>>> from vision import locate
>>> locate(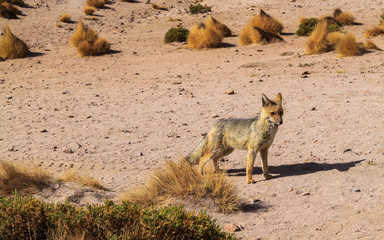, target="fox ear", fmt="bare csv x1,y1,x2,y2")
262,94,270,106
275,93,282,102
